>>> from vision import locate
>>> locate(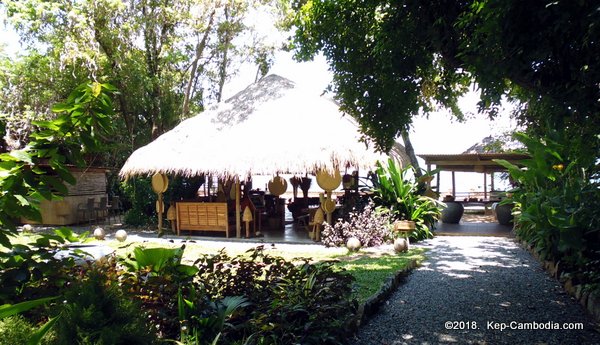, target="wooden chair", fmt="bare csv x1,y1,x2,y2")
95,197,109,223
108,196,122,224
77,198,97,225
